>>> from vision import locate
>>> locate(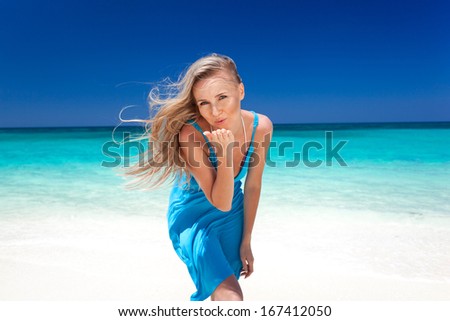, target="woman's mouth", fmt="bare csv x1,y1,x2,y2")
215,118,226,124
